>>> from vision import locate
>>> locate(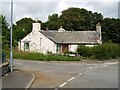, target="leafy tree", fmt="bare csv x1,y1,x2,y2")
0,15,10,49
45,13,59,30
102,18,120,43
45,8,103,31
59,8,103,31
13,17,34,42
45,8,119,43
